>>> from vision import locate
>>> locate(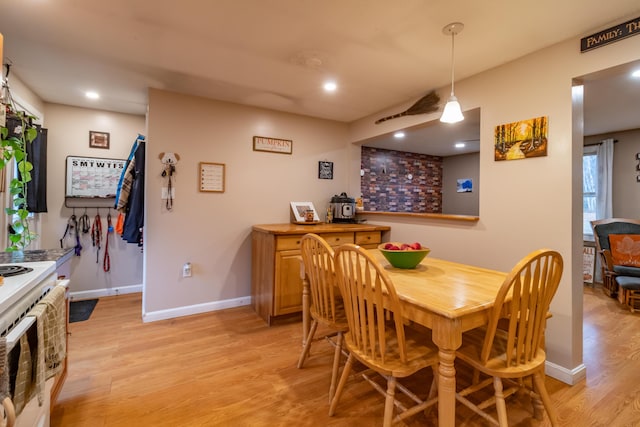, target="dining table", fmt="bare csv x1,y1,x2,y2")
300,249,508,427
